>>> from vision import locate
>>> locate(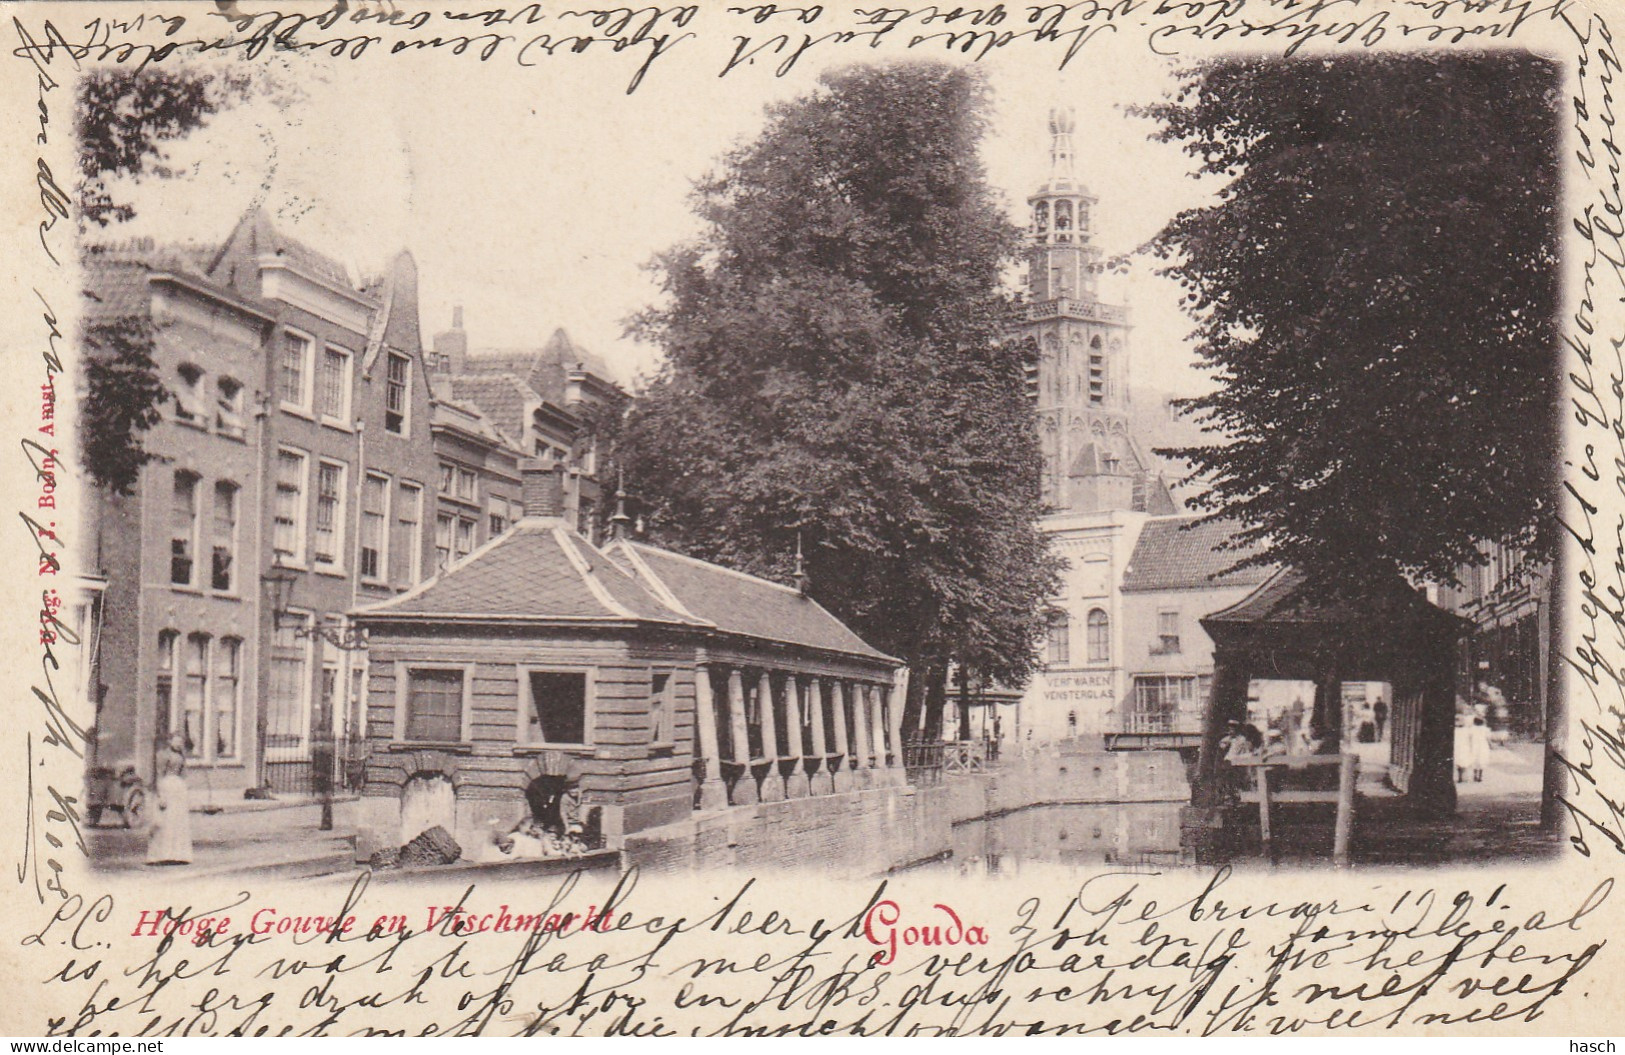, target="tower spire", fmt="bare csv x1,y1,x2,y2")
1048,106,1076,179
610,471,633,541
